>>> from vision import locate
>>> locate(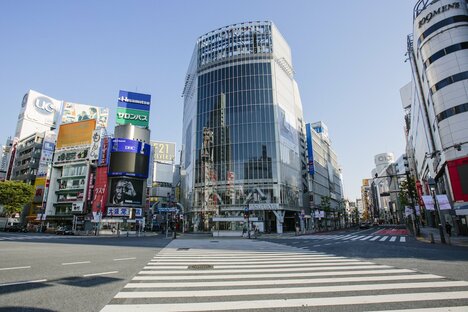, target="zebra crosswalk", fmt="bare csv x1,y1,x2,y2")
100,239,468,312
292,234,408,243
